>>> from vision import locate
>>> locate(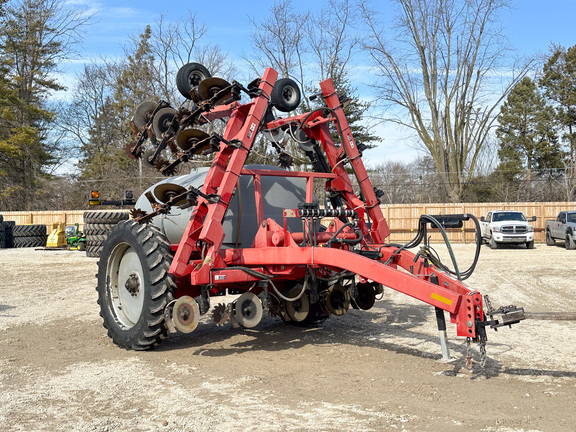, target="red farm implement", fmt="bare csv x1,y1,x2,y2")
96,65,524,362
